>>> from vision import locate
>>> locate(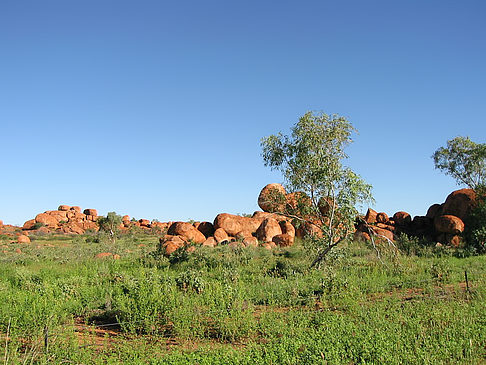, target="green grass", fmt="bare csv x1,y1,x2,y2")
0,233,485,364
